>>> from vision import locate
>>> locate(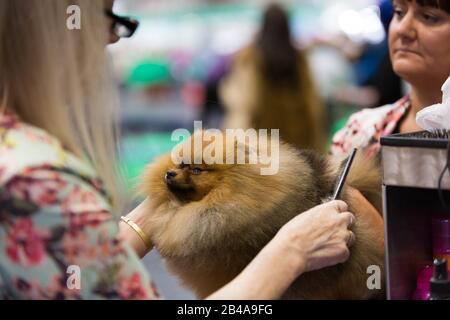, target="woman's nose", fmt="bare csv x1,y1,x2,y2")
394,10,417,41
